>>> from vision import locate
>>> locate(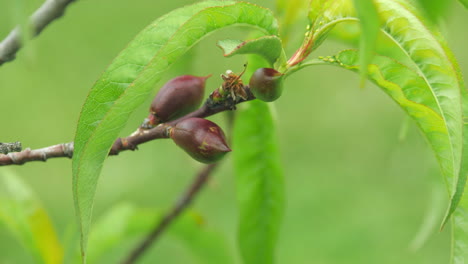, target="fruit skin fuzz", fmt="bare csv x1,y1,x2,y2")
149,75,211,125
249,68,284,102
170,118,231,164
